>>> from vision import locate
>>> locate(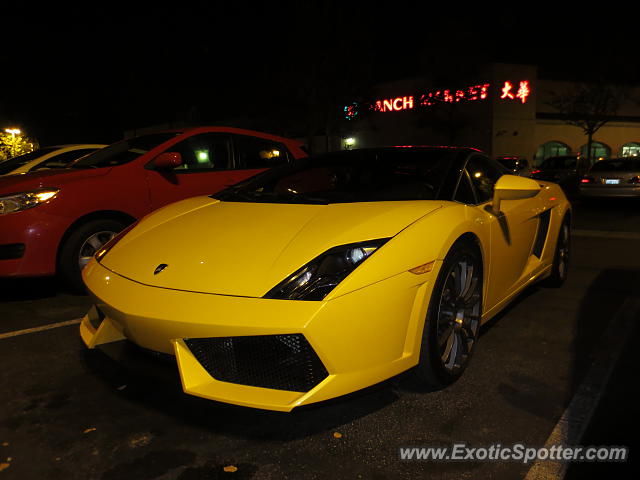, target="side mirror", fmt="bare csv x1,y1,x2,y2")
492,174,541,212
152,152,182,169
